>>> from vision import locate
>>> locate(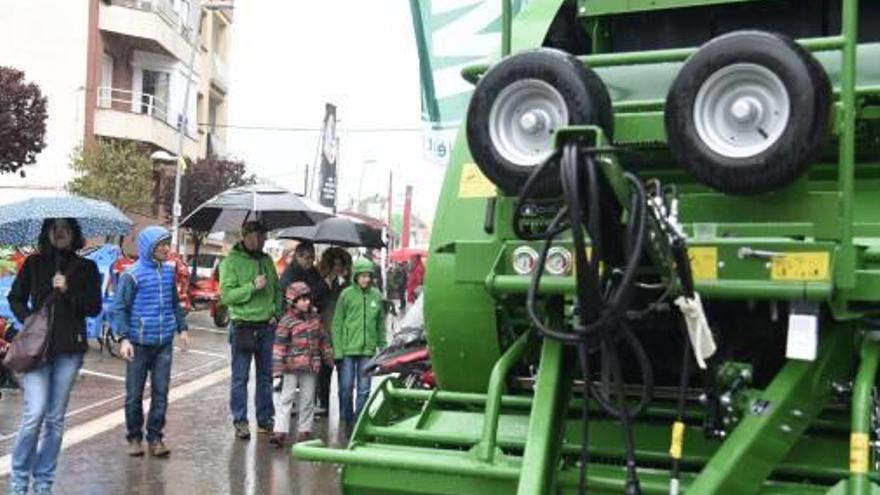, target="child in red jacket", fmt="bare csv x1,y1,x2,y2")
270,282,333,446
